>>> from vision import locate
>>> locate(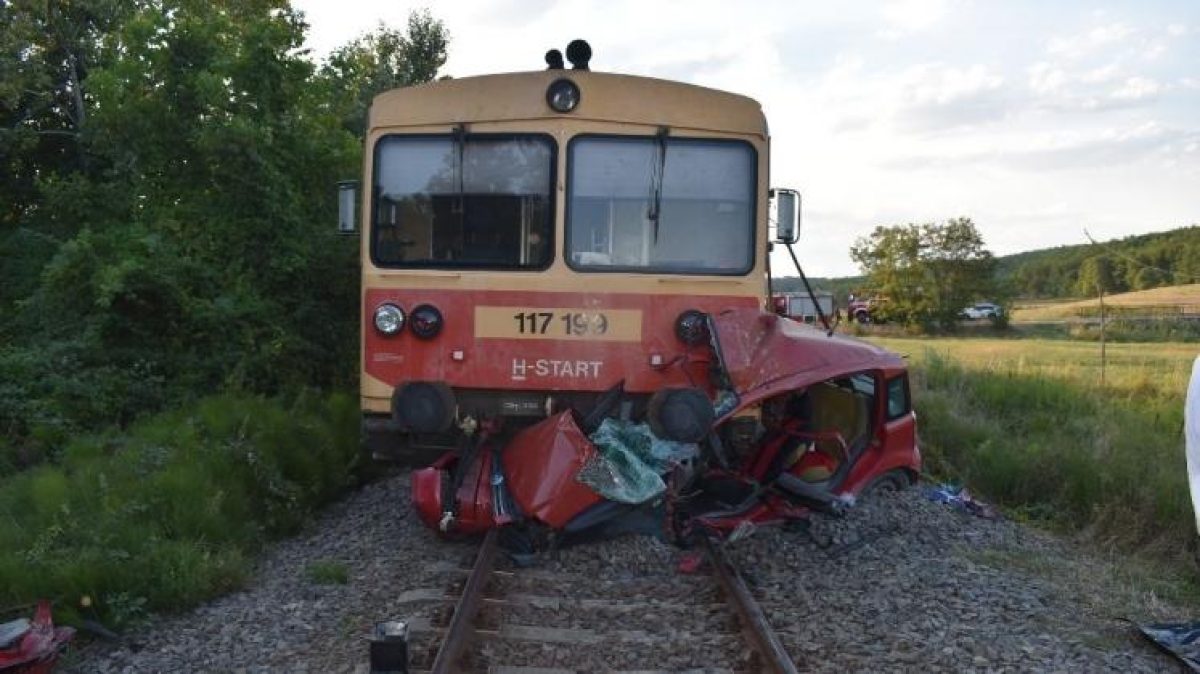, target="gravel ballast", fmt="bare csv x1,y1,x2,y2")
67,472,1186,672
